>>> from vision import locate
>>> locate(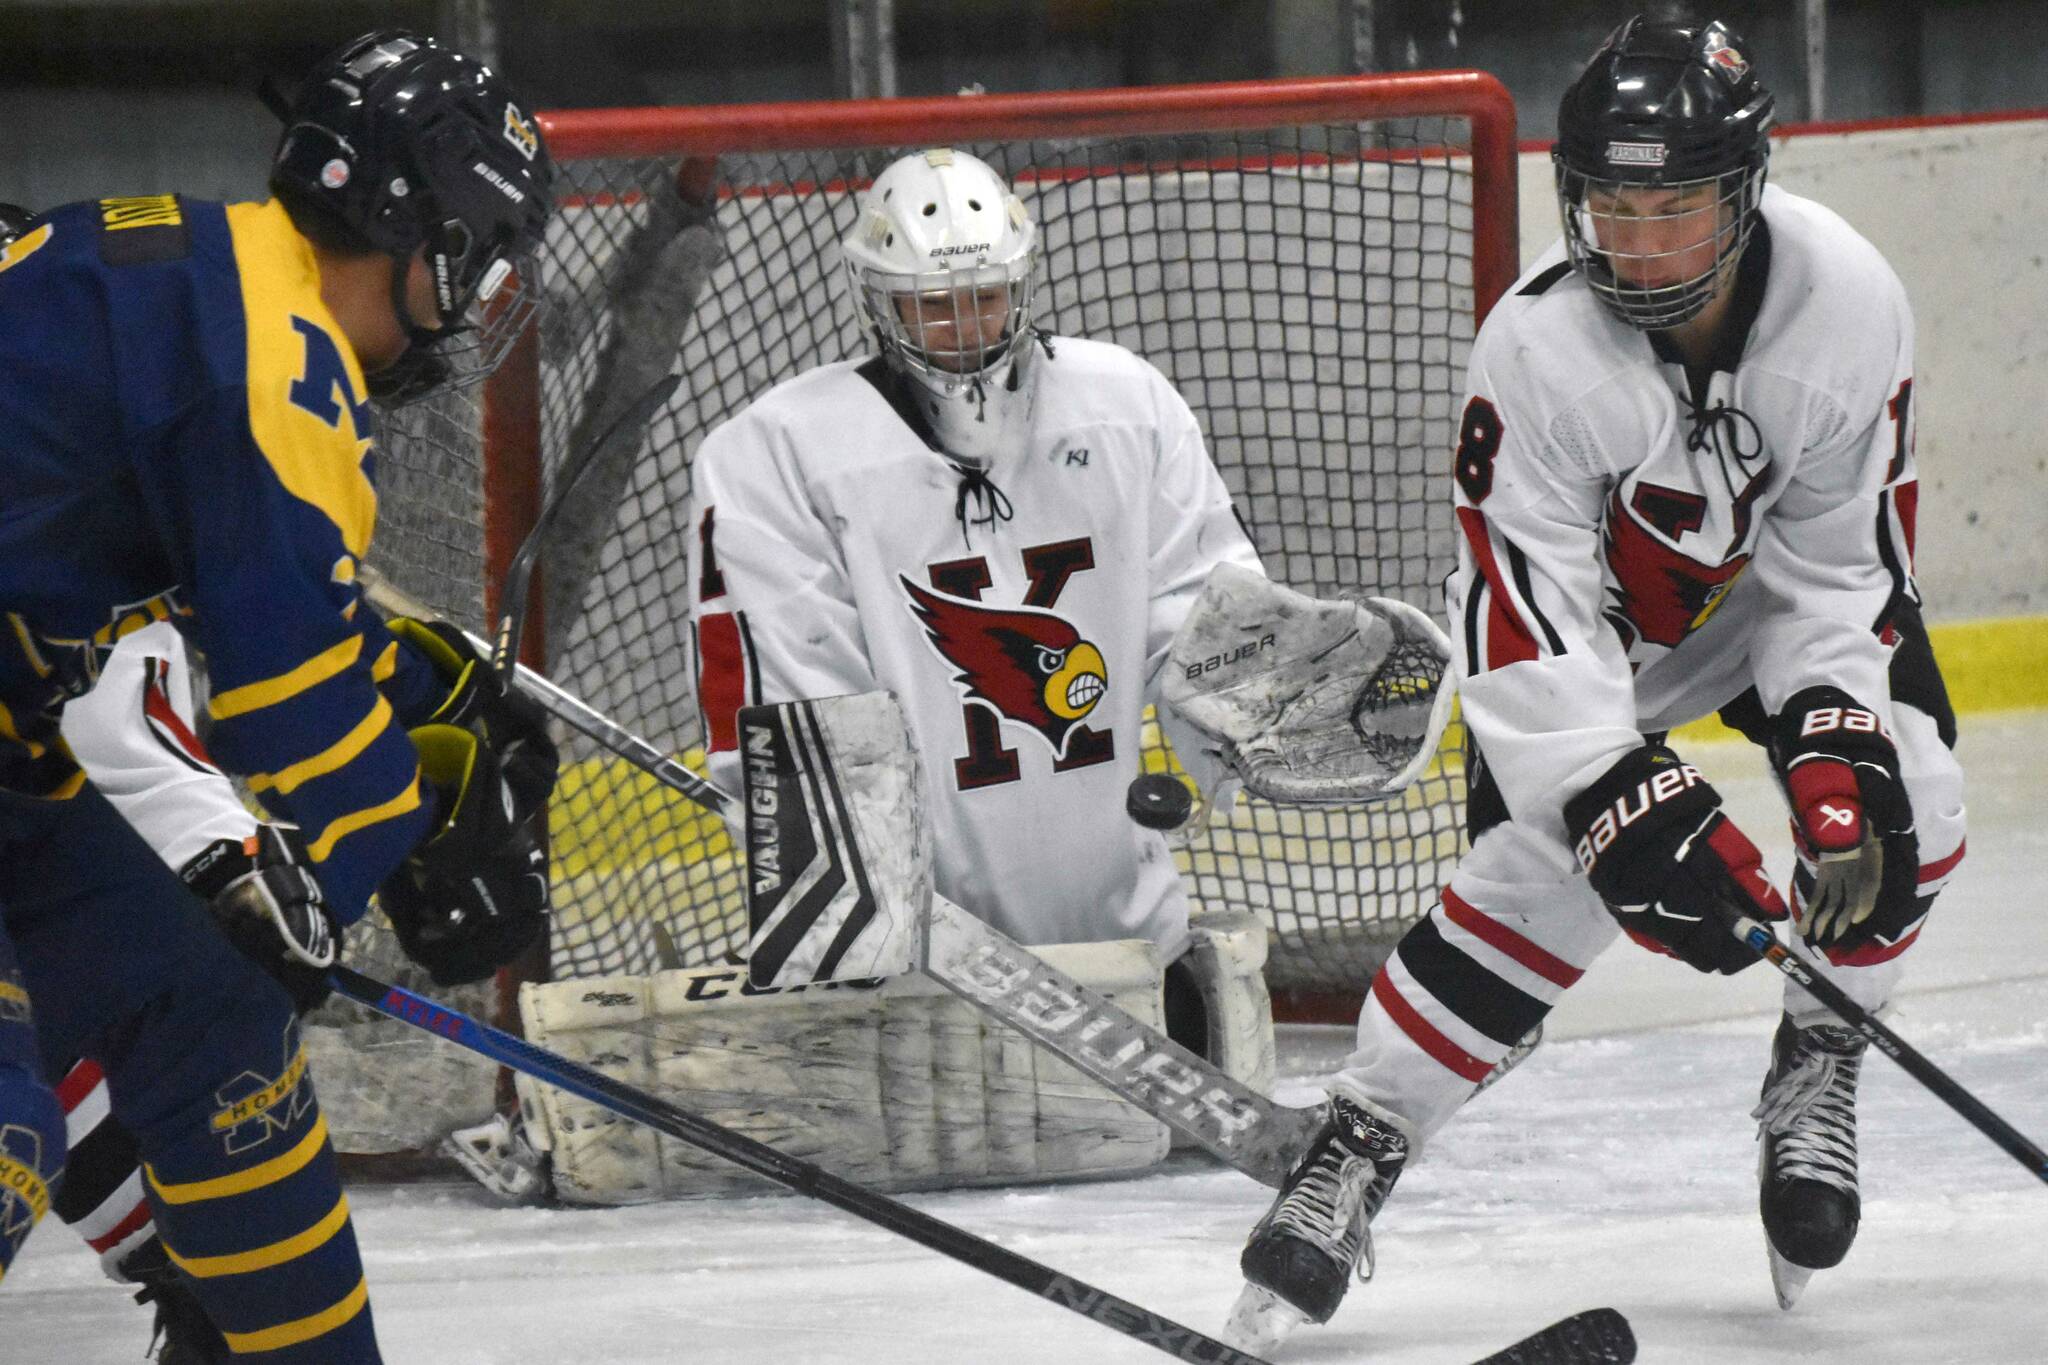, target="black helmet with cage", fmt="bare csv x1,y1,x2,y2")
268,30,554,404
1553,15,1775,330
